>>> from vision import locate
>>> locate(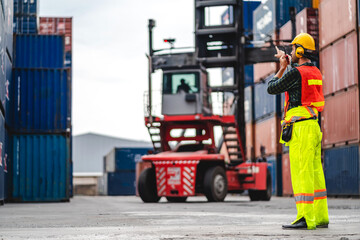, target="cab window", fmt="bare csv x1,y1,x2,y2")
163,72,200,94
